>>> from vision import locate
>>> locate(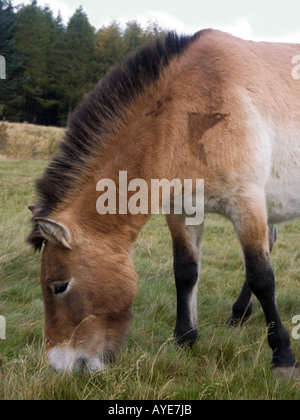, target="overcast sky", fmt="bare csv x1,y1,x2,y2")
11,0,300,42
